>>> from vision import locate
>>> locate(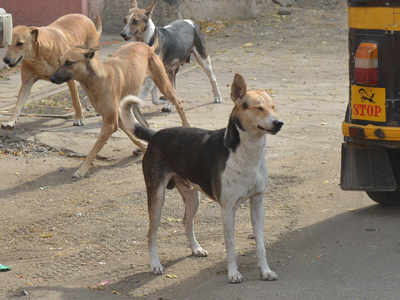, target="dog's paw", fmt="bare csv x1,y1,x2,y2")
151,263,164,275
214,96,222,103
260,269,278,281
161,106,171,113
228,270,243,284
73,119,84,126
192,247,208,257
1,120,16,129
72,169,87,180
